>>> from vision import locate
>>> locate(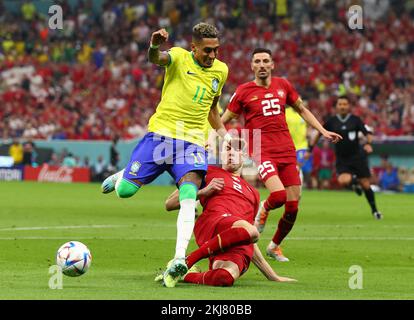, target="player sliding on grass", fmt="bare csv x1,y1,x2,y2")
158,139,296,287
101,23,231,287
221,48,342,262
